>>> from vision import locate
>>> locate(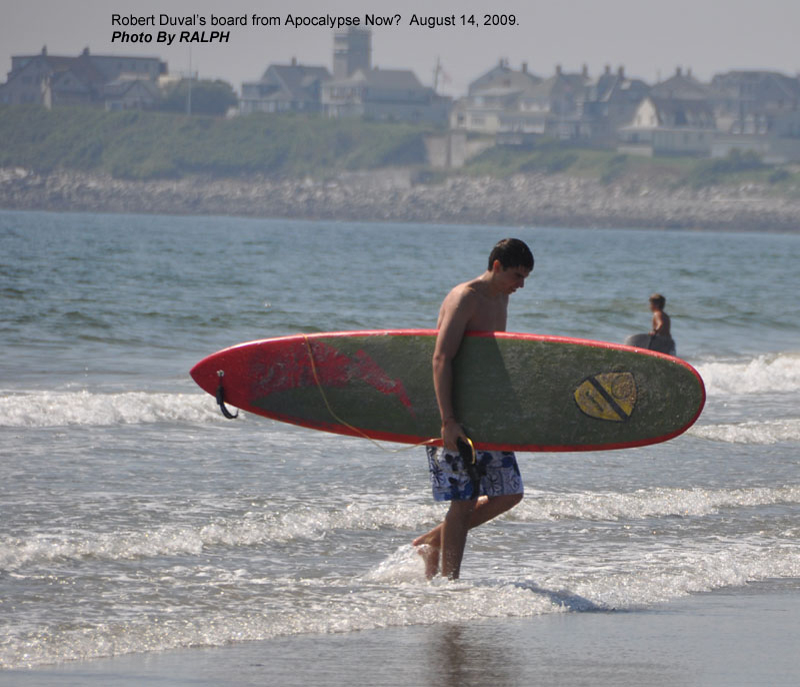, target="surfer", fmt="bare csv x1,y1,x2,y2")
413,238,534,579
648,293,676,355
